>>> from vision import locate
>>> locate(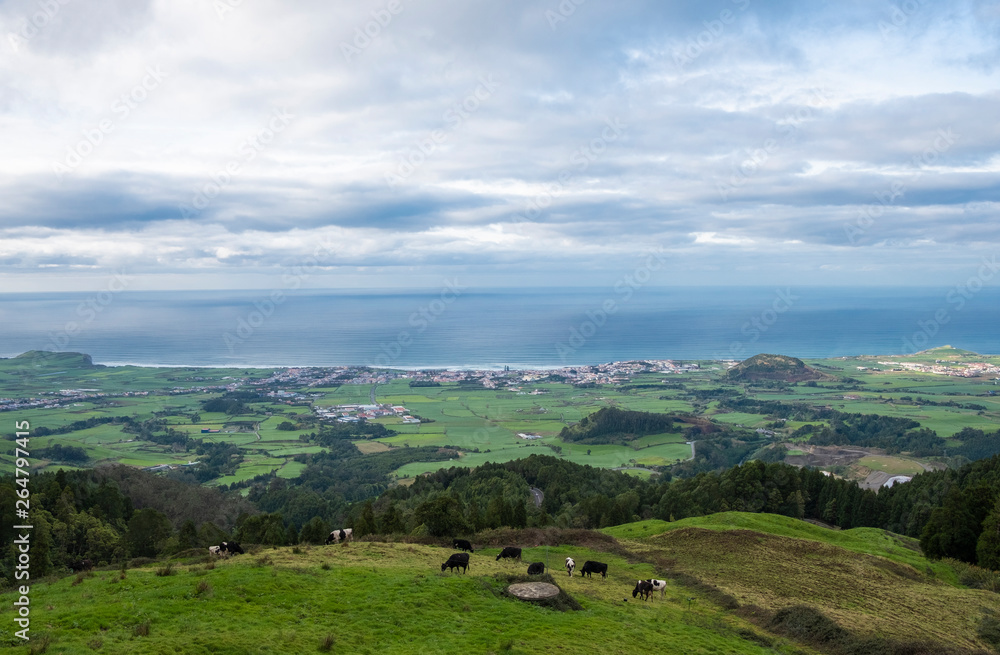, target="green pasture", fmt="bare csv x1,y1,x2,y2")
632,432,687,447
0,540,788,655
4,347,1000,488
710,412,774,427
857,456,925,476
391,437,691,479
275,460,307,479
